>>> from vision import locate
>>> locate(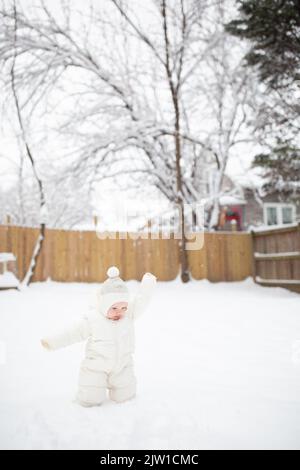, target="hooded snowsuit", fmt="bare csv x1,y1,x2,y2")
42,268,157,407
